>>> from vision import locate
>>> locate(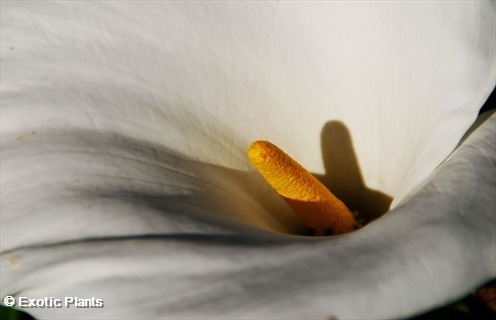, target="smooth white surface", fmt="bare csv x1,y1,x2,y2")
1,1,495,319
2,1,494,204
1,113,495,319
